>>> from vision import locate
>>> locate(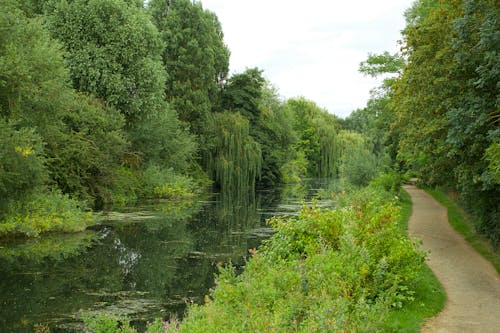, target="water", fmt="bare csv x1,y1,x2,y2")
0,180,336,332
